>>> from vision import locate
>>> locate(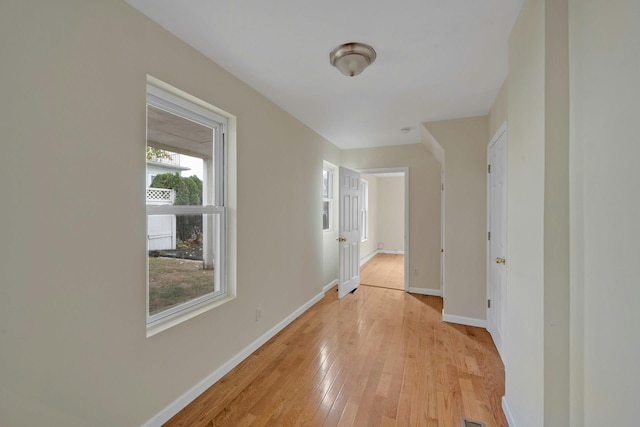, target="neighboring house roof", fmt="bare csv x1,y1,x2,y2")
146,159,190,173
